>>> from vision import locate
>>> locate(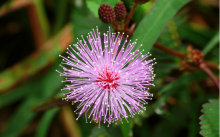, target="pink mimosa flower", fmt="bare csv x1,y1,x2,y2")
57,27,156,127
